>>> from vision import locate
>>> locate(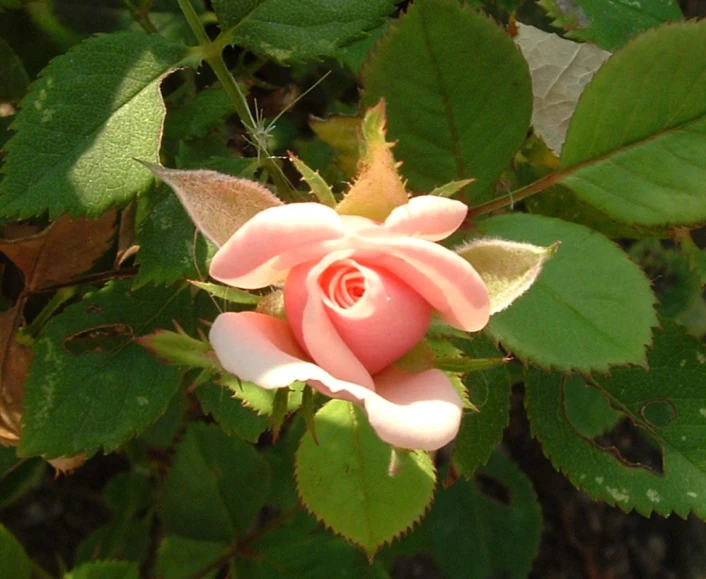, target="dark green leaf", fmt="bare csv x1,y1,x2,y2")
526,319,706,517
160,422,271,542
0,524,30,579
296,399,436,555
480,213,657,372
564,379,622,439
0,37,29,102
164,87,234,141
155,536,229,579
64,561,139,579
452,336,512,477
196,382,269,443
0,32,193,218
363,0,532,201
426,452,542,579
0,447,44,509
19,282,191,458
558,21,706,228
213,0,396,63
540,0,683,50
76,472,153,564
237,510,389,579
